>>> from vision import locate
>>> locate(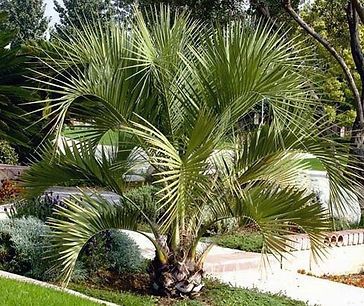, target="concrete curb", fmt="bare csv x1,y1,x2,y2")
0,270,119,306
